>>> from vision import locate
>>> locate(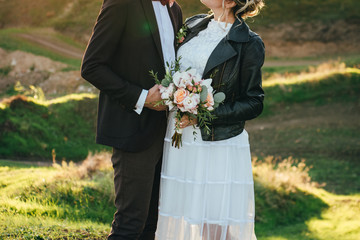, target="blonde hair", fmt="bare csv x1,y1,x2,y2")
217,0,264,27
232,0,265,19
